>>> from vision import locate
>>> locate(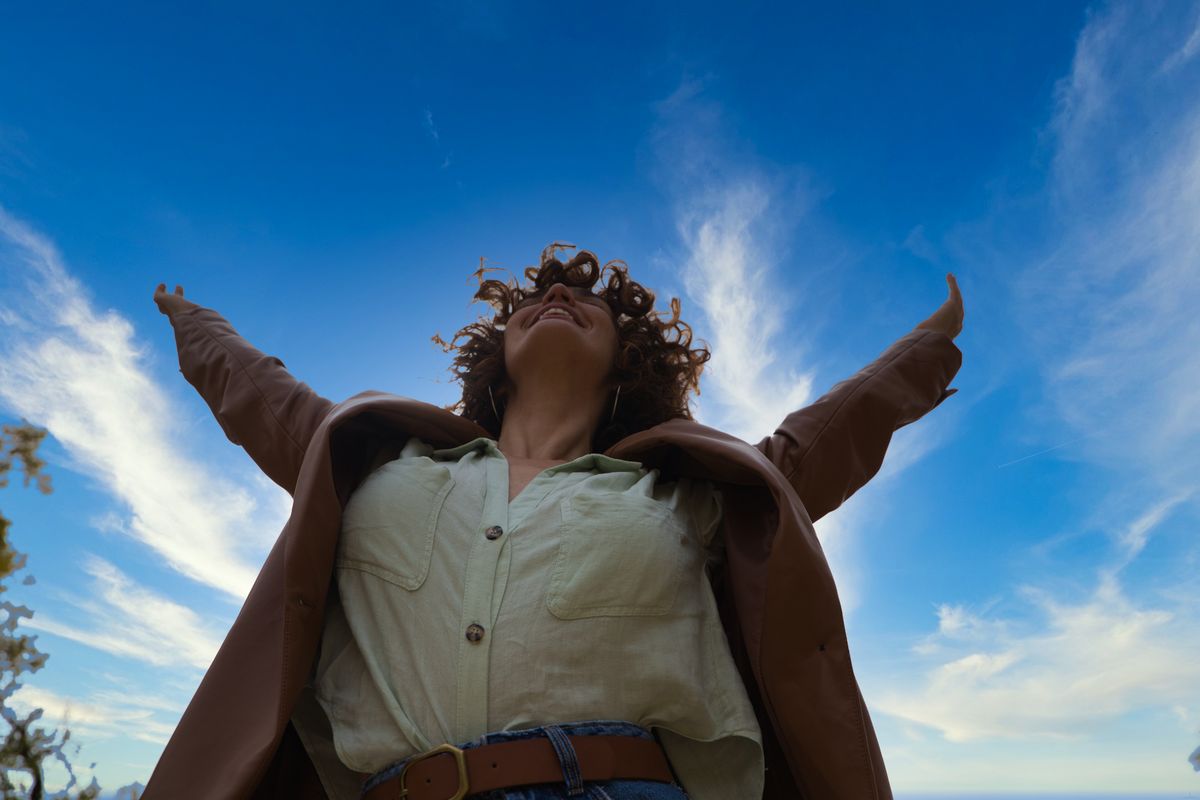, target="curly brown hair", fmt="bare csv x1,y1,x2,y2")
432,243,712,453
